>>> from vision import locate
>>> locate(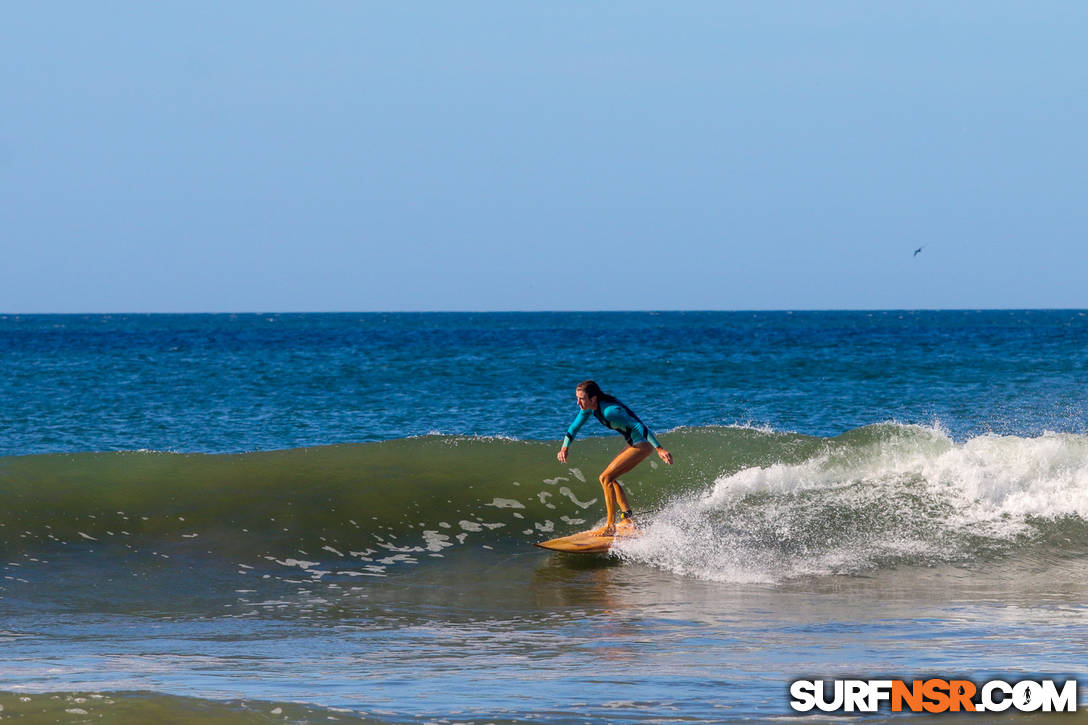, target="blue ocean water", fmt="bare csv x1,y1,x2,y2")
2,311,1088,723
3,311,1087,455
